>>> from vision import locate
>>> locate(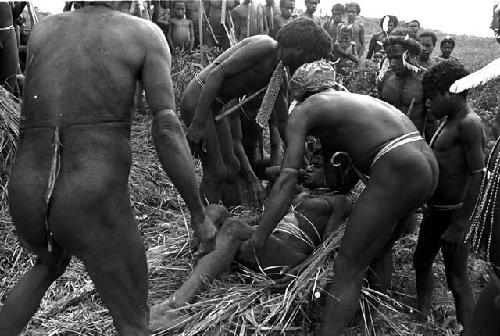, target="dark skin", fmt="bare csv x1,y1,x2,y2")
413,90,485,328
323,8,344,42
0,3,215,335
377,45,426,134
240,89,438,336
463,5,500,334
150,195,352,330
346,5,364,56
167,2,194,52
417,35,438,70
232,0,268,40
0,2,20,96
181,35,293,207
271,1,294,38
